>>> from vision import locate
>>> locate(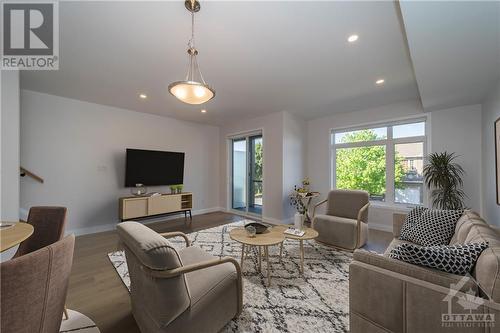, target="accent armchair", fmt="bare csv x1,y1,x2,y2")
312,189,370,251
116,222,242,333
